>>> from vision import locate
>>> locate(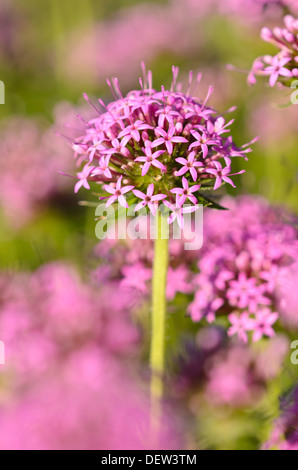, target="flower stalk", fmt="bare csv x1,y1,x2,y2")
150,210,169,423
